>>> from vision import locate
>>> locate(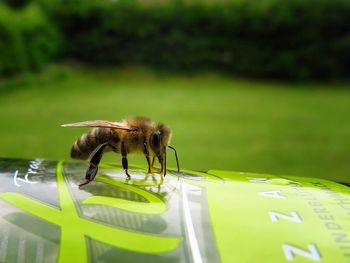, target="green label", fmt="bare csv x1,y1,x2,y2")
0,158,350,262
204,170,350,262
